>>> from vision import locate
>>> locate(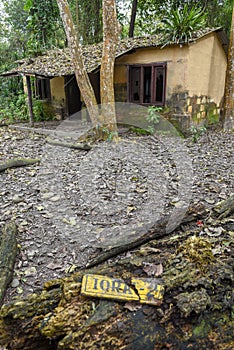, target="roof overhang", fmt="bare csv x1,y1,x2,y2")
0,28,228,78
